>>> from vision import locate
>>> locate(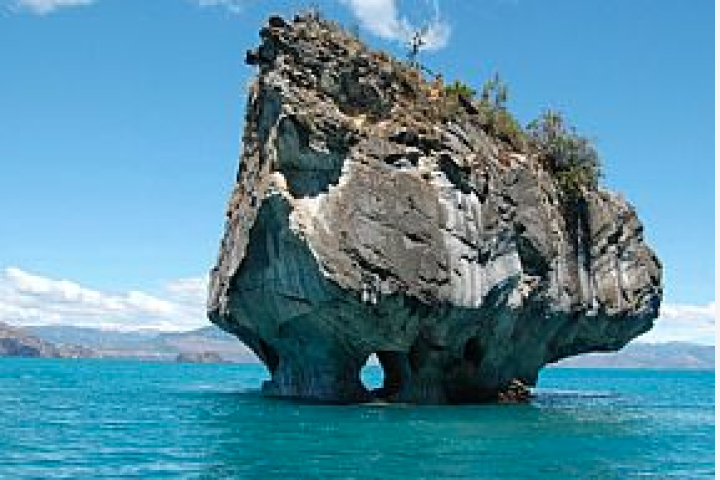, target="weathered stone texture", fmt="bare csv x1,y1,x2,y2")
208,14,662,403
